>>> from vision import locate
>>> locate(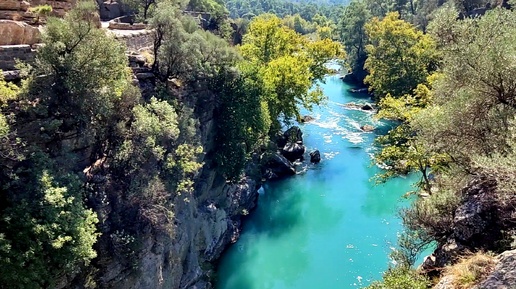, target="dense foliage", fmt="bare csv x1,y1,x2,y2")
364,12,437,97
0,0,346,285
356,2,516,288
224,0,348,22
215,13,343,179
0,1,204,286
